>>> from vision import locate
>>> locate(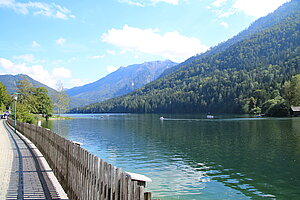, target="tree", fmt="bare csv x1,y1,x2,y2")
54,81,70,116
15,79,53,122
0,82,11,112
14,103,36,124
249,97,256,111
17,80,33,100
253,89,268,108
13,80,36,123
32,87,53,119
265,102,289,117
284,74,300,106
